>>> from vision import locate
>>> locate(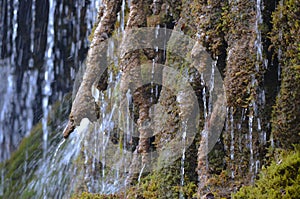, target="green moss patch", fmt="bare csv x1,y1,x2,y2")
234,145,300,199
